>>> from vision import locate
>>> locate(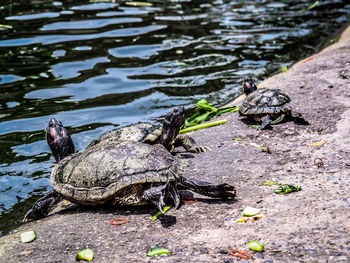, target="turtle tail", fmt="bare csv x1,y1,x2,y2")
179,178,236,199
291,111,309,125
